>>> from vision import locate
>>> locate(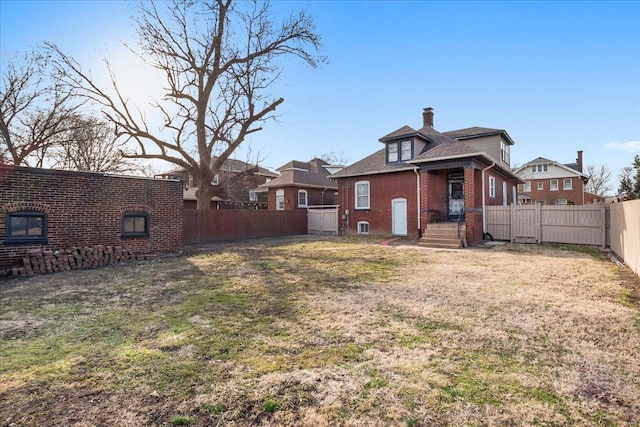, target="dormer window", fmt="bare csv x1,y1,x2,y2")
532,164,548,173
387,140,412,163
